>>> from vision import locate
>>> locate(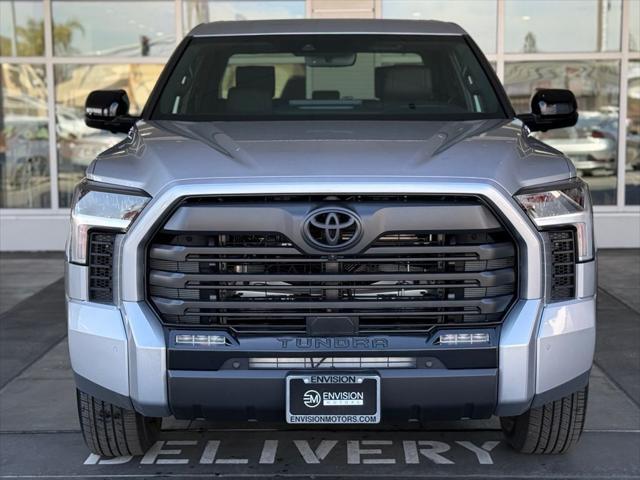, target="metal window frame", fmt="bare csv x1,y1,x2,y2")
1,0,639,219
